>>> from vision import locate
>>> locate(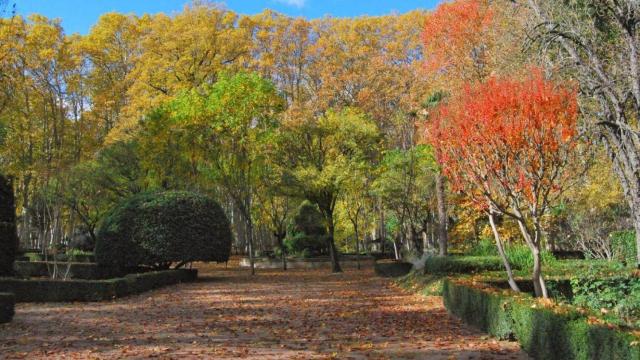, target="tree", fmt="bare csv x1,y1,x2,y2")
424,72,581,297
524,0,640,268
274,108,380,273
170,72,284,275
